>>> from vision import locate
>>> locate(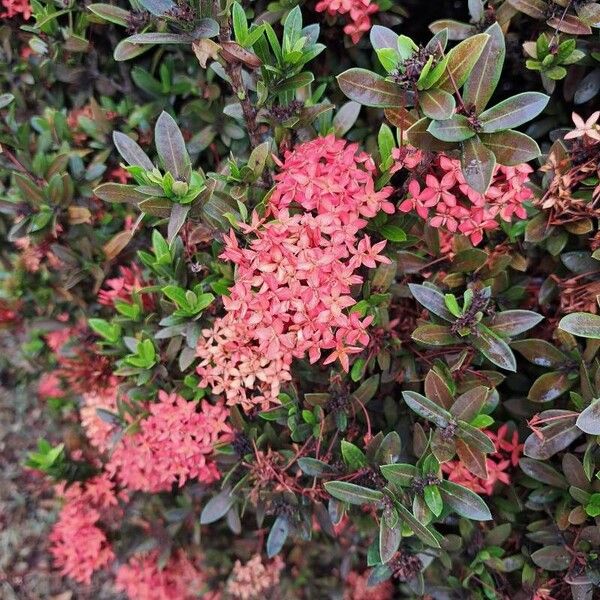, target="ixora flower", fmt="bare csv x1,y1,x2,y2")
315,0,379,44
396,147,533,245
1,0,31,19
106,391,231,492
225,554,284,600
115,550,206,600
49,474,118,584
564,111,600,142
197,135,393,411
